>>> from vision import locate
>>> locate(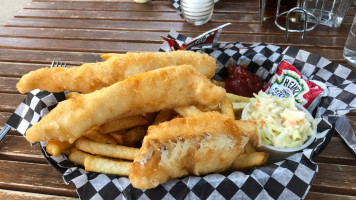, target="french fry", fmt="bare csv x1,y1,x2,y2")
100,115,149,134
100,53,116,60
110,126,147,146
85,127,117,144
197,104,219,112
232,102,249,111
220,98,235,118
226,93,250,103
230,152,268,171
142,112,157,124
211,79,225,88
75,137,139,160
84,154,130,176
46,140,73,157
62,148,72,156
122,126,147,146
65,92,81,99
232,102,249,120
109,132,125,145
174,105,202,117
68,148,88,166
152,109,172,125
244,143,256,154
